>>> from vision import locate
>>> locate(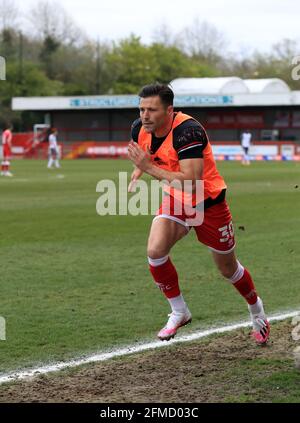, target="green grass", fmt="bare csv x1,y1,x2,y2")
0,159,299,373
224,359,300,403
